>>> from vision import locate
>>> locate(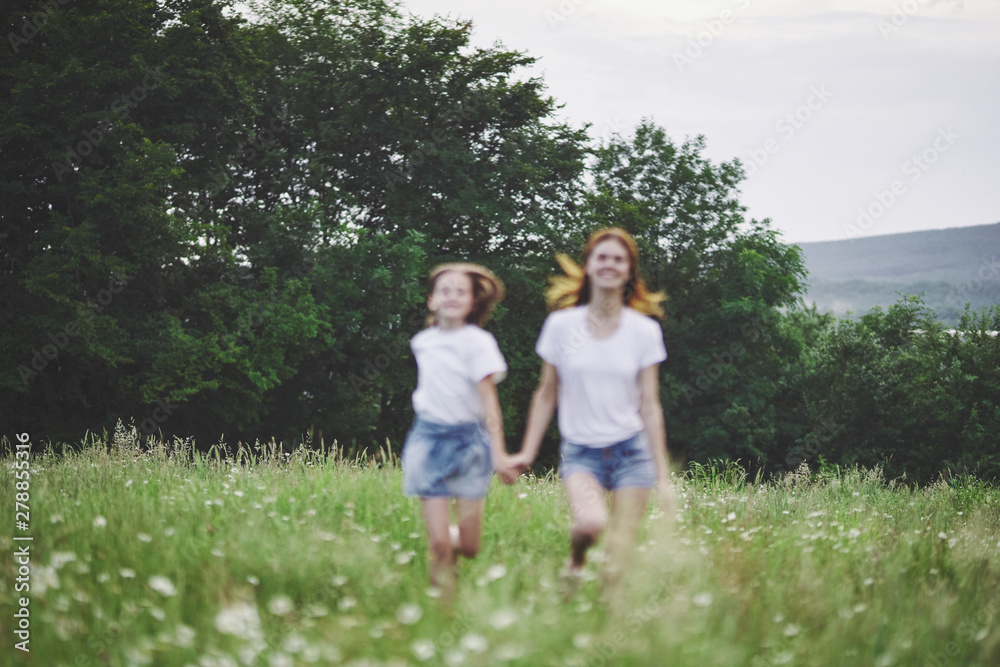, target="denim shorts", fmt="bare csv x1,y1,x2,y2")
401,416,493,499
559,432,656,491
